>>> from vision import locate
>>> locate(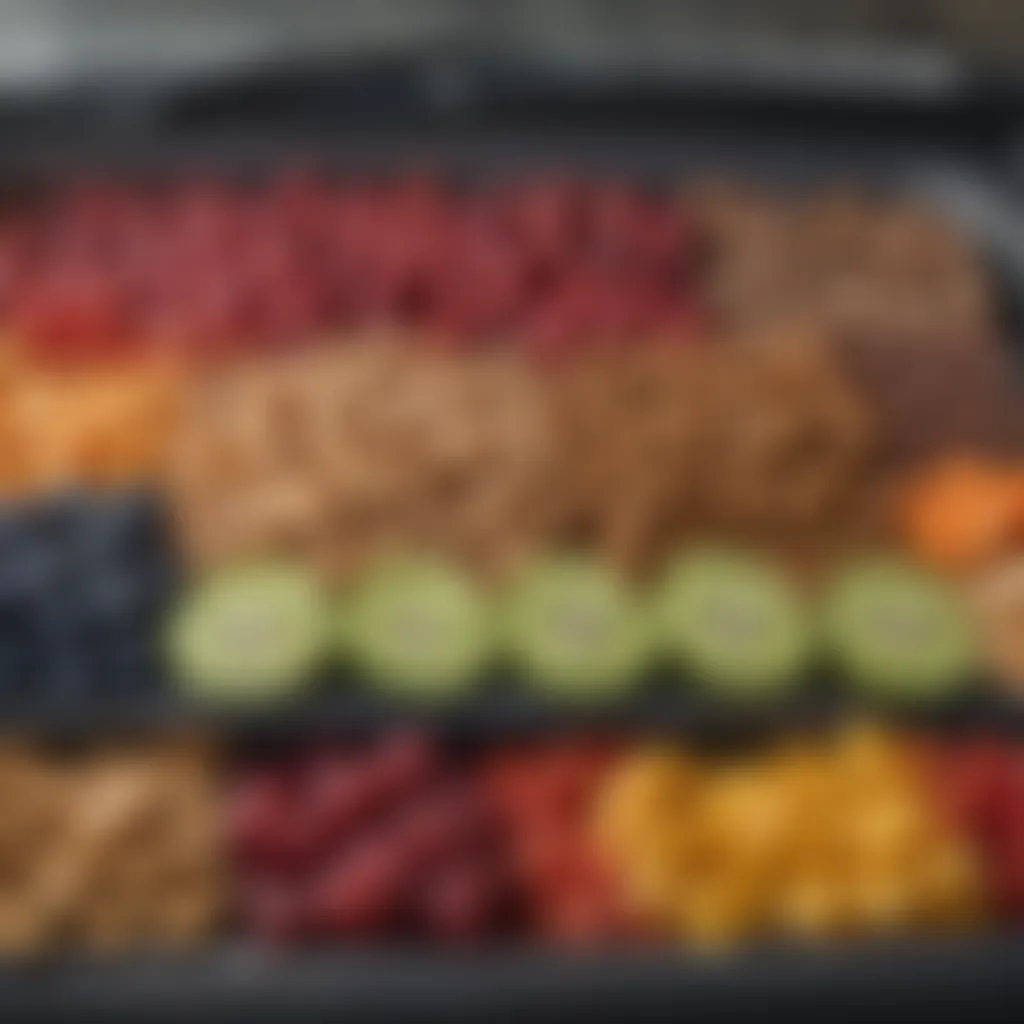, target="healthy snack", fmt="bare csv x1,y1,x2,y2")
930,736,1024,916
168,562,328,701
0,355,183,497
654,549,811,698
0,738,222,956
0,490,174,699
503,558,650,699
485,737,643,942
837,333,1024,473
825,558,977,701
346,560,492,698
693,184,1024,474
546,344,709,573
969,557,1024,692
483,740,640,945
548,336,878,575
900,457,1024,573
698,335,876,542
166,342,557,583
694,186,993,344
230,731,508,944
0,175,994,362
1,177,696,359
593,727,986,949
